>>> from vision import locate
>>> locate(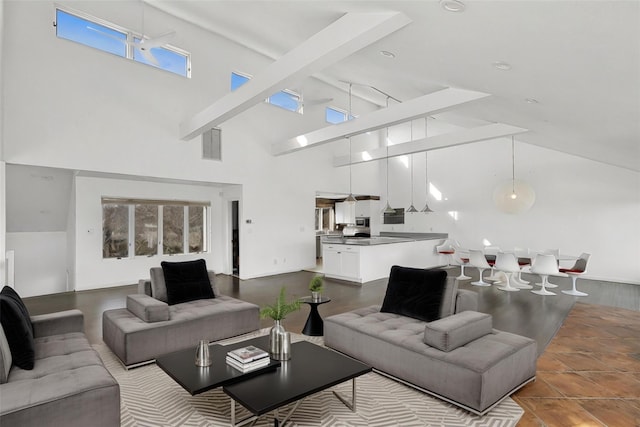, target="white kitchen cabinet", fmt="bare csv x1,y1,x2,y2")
335,201,356,224
322,244,361,281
